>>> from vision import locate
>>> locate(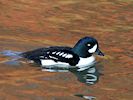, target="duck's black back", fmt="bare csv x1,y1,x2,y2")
21,46,79,66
